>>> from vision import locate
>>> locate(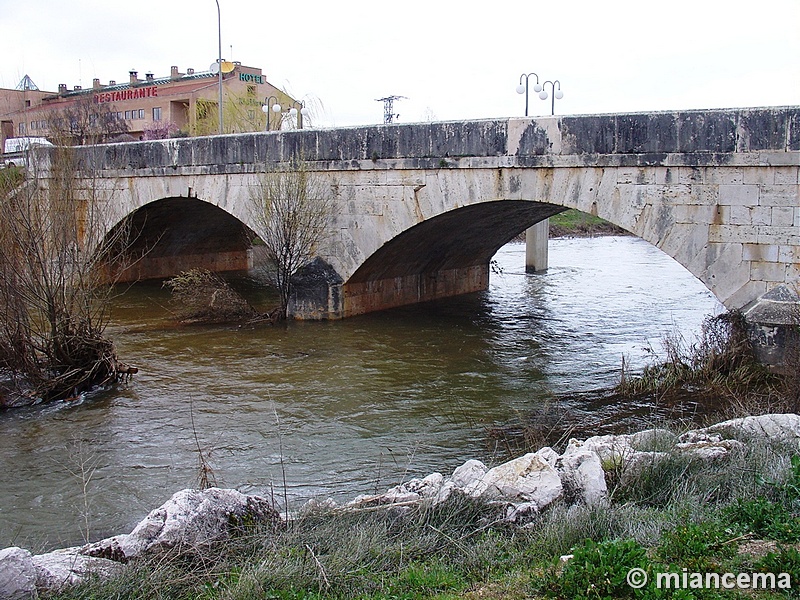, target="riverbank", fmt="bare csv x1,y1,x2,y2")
4,413,799,599
548,209,628,238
